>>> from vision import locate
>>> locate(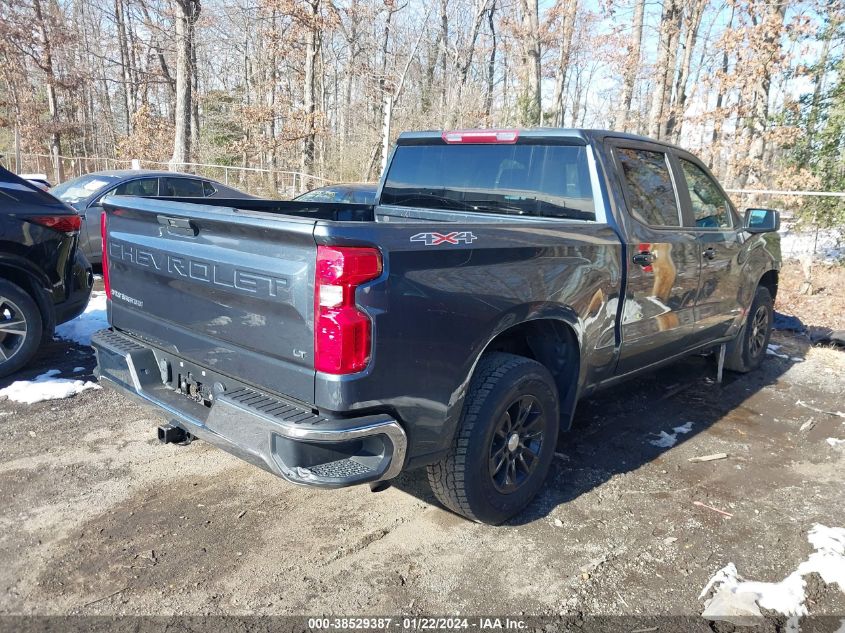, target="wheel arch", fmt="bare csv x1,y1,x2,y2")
0,262,54,339
467,314,582,433
758,269,778,302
